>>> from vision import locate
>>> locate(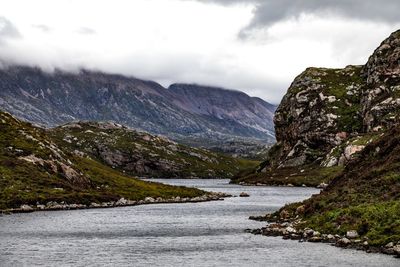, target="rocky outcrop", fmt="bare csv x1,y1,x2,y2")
18,154,89,187
267,29,400,169
242,30,400,257
48,121,256,179
362,30,400,132
273,66,364,167
251,124,400,253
